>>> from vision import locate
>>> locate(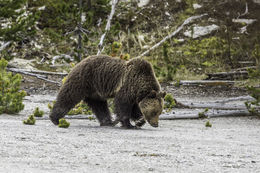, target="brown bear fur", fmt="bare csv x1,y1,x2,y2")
49,55,165,128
